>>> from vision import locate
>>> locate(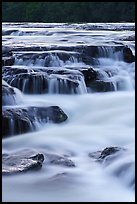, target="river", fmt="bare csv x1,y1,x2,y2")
2,23,135,202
